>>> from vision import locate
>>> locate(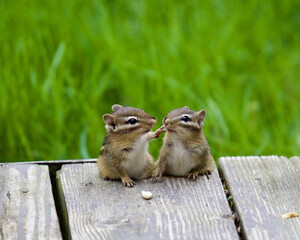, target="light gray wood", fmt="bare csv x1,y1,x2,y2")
219,156,300,240
57,163,238,240
0,163,62,240
290,156,300,171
